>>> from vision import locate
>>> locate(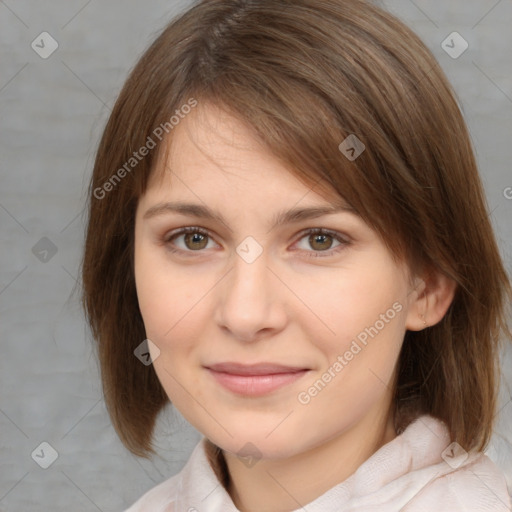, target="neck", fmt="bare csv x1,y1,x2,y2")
222,405,397,512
